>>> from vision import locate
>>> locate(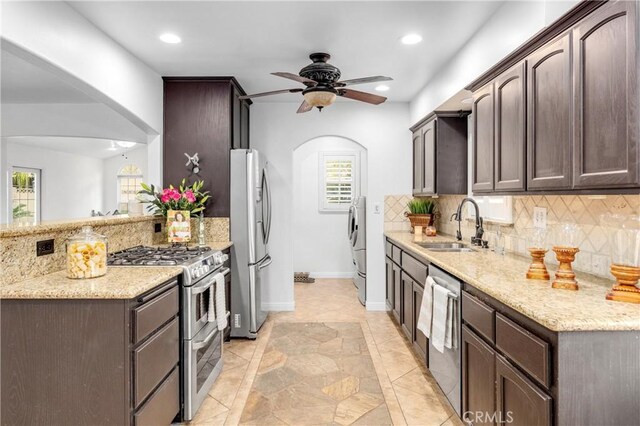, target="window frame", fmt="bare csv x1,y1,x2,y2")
318,151,360,213
116,164,143,212
9,166,41,224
